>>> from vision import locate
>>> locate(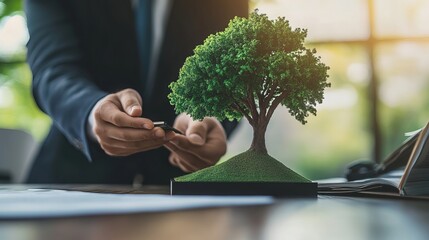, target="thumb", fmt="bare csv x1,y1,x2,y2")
117,89,143,117
186,119,208,146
